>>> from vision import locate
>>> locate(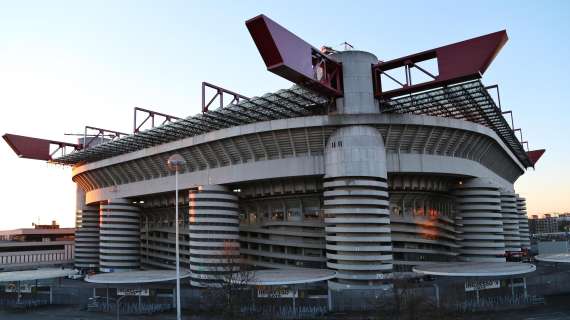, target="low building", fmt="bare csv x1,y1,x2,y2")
529,214,559,235
0,222,74,271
